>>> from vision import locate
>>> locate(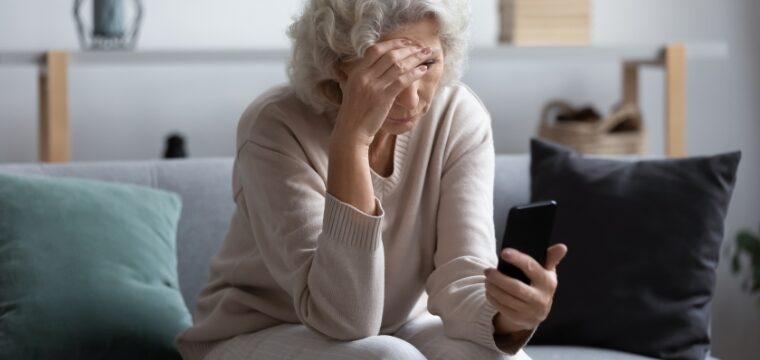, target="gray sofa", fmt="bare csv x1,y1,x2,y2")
0,156,711,360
